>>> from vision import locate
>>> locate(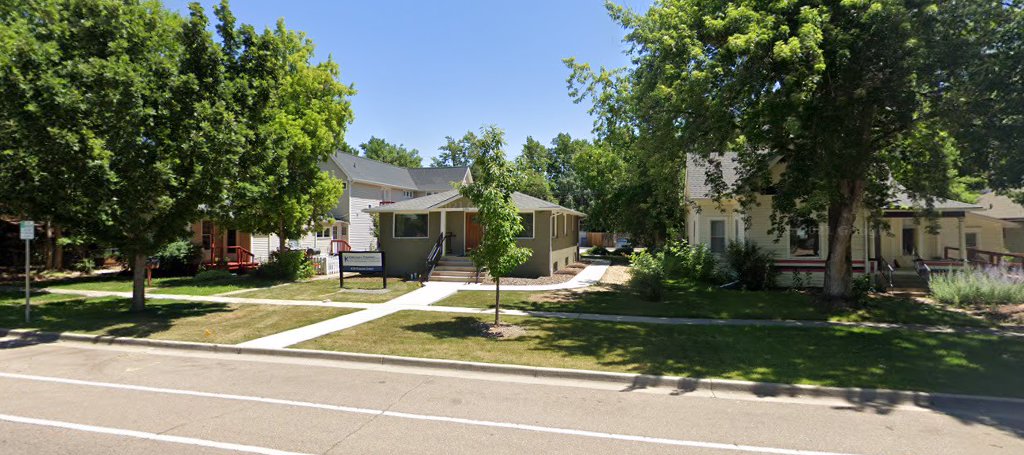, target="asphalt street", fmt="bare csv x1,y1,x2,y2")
0,339,1021,455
